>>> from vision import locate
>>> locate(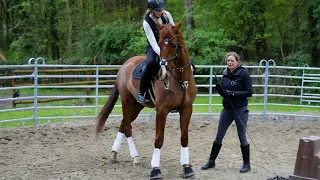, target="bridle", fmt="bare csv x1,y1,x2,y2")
159,33,193,90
